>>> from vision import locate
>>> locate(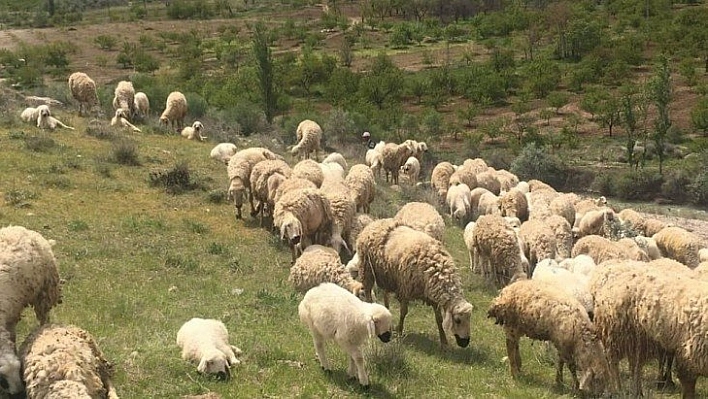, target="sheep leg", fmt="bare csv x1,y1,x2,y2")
555,356,564,386
349,347,368,386
567,361,579,390
311,333,330,371
657,352,676,390
248,191,256,217
397,300,409,336
433,306,448,347
235,205,242,220
505,331,522,378
383,291,390,309
628,354,644,397
676,364,697,399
